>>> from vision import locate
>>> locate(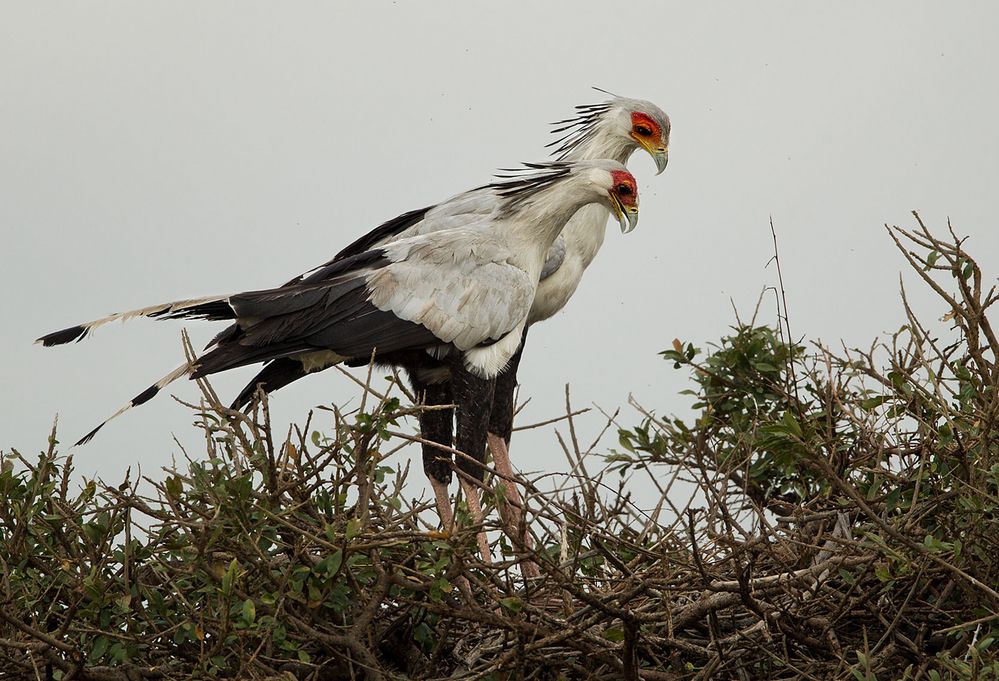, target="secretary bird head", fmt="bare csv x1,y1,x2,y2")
549,91,670,173
493,159,640,234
